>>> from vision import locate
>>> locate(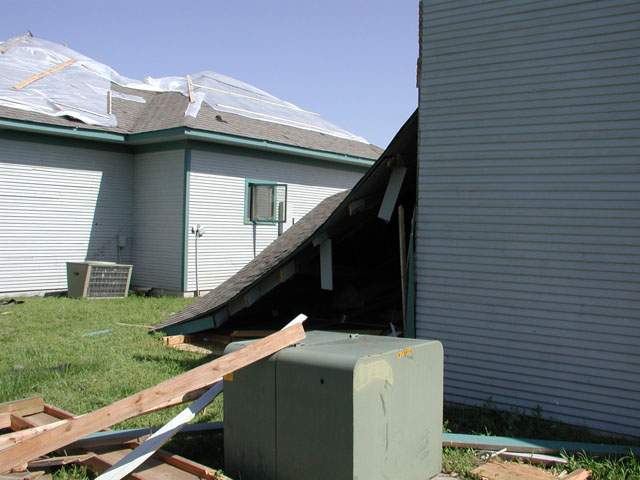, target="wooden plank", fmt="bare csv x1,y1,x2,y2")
0,398,43,418
398,204,407,332
0,33,30,54
9,416,36,431
79,451,146,480
114,323,154,330
86,447,200,480
94,383,223,480
0,414,10,430
563,469,592,480
0,320,305,472
0,472,43,480
43,404,74,420
320,239,333,291
28,454,94,469
186,75,195,104
13,58,78,89
147,449,232,480
19,413,59,428
169,343,216,355
472,460,557,480
378,166,407,222
162,335,188,346
0,420,67,451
